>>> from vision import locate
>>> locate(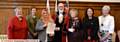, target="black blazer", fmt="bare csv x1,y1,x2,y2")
55,12,65,32
54,12,65,42
68,17,82,32
83,16,99,40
